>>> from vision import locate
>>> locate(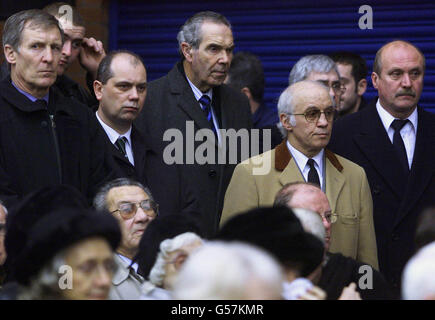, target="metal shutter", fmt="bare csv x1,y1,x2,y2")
110,0,435,113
